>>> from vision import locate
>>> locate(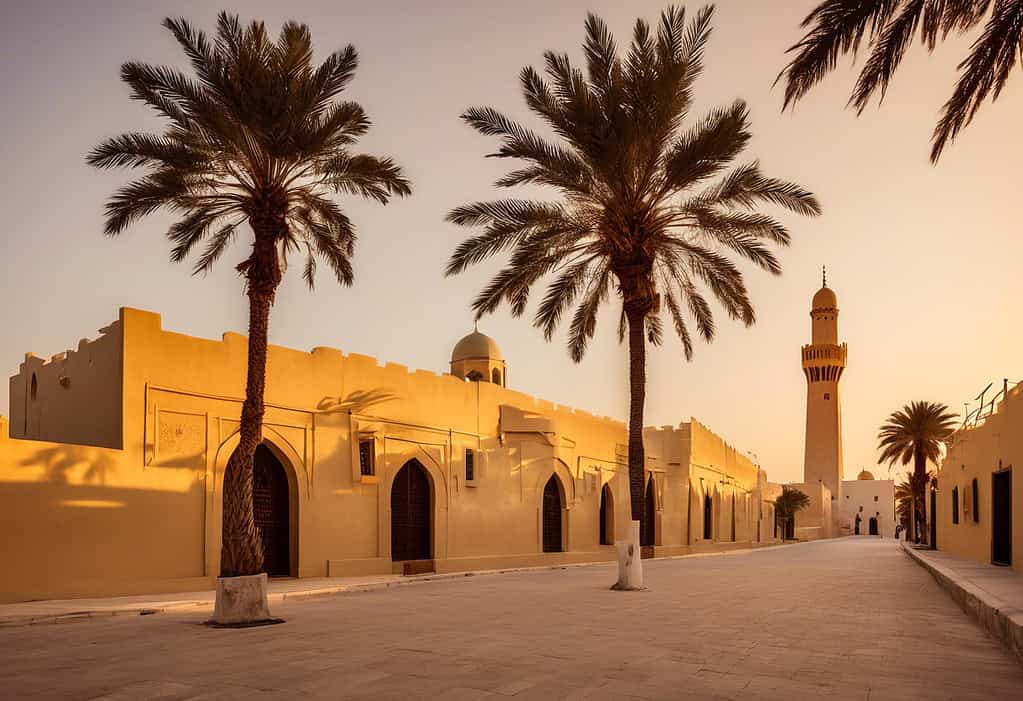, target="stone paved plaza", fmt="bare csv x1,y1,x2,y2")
1,538,1020,700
